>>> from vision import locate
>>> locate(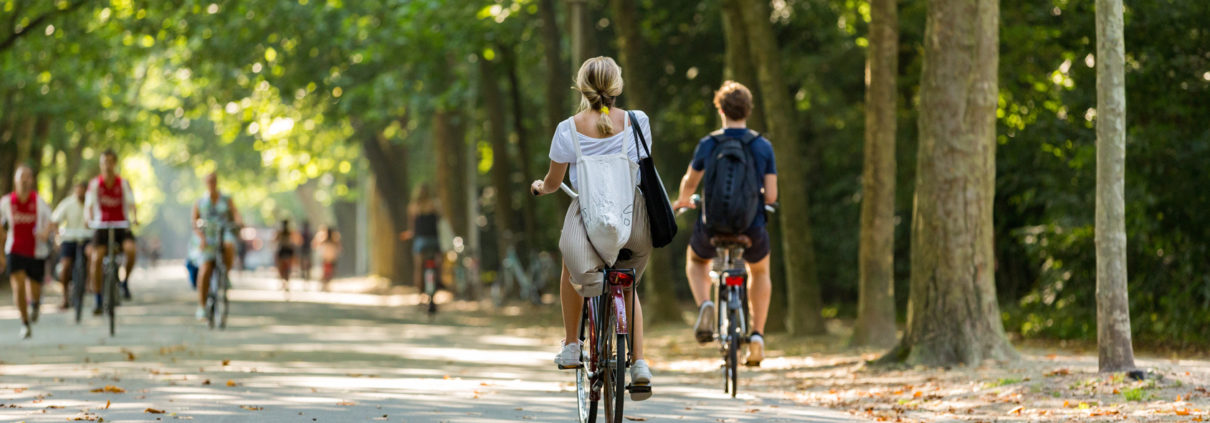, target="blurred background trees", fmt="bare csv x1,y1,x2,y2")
2,0,1208,349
